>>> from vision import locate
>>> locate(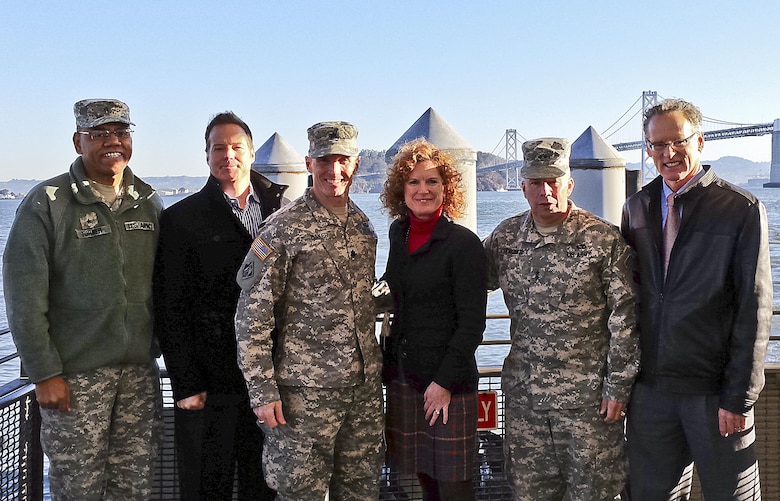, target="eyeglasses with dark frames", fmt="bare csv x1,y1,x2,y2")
77,129,134,141
646,132,698,152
